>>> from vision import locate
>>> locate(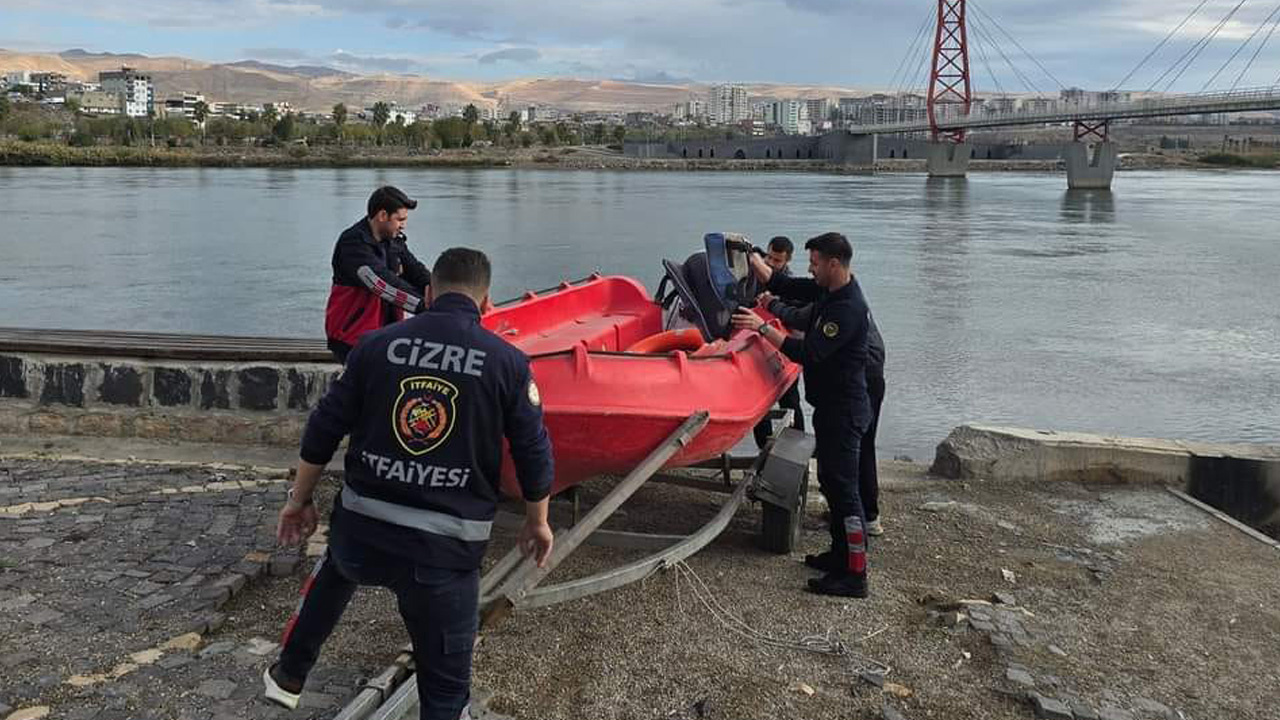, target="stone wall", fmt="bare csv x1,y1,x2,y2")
0,353,338,446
